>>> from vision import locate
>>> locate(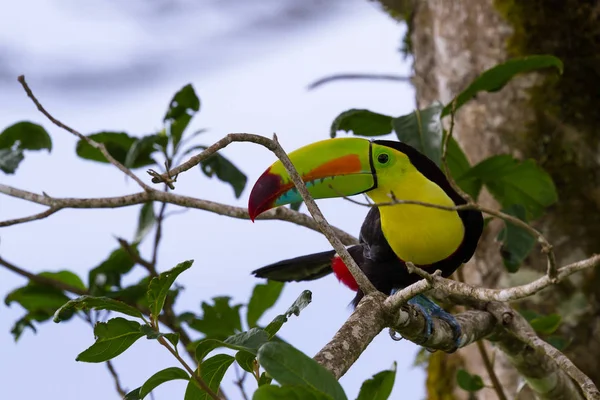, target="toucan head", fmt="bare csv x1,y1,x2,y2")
248,137,417,221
